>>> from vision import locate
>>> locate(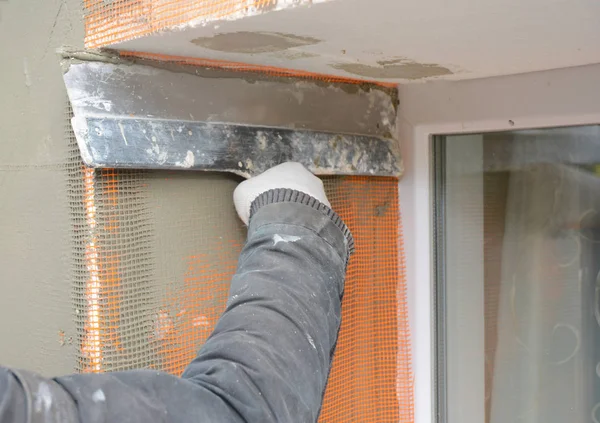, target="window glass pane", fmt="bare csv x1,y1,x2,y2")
435,126,600,423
